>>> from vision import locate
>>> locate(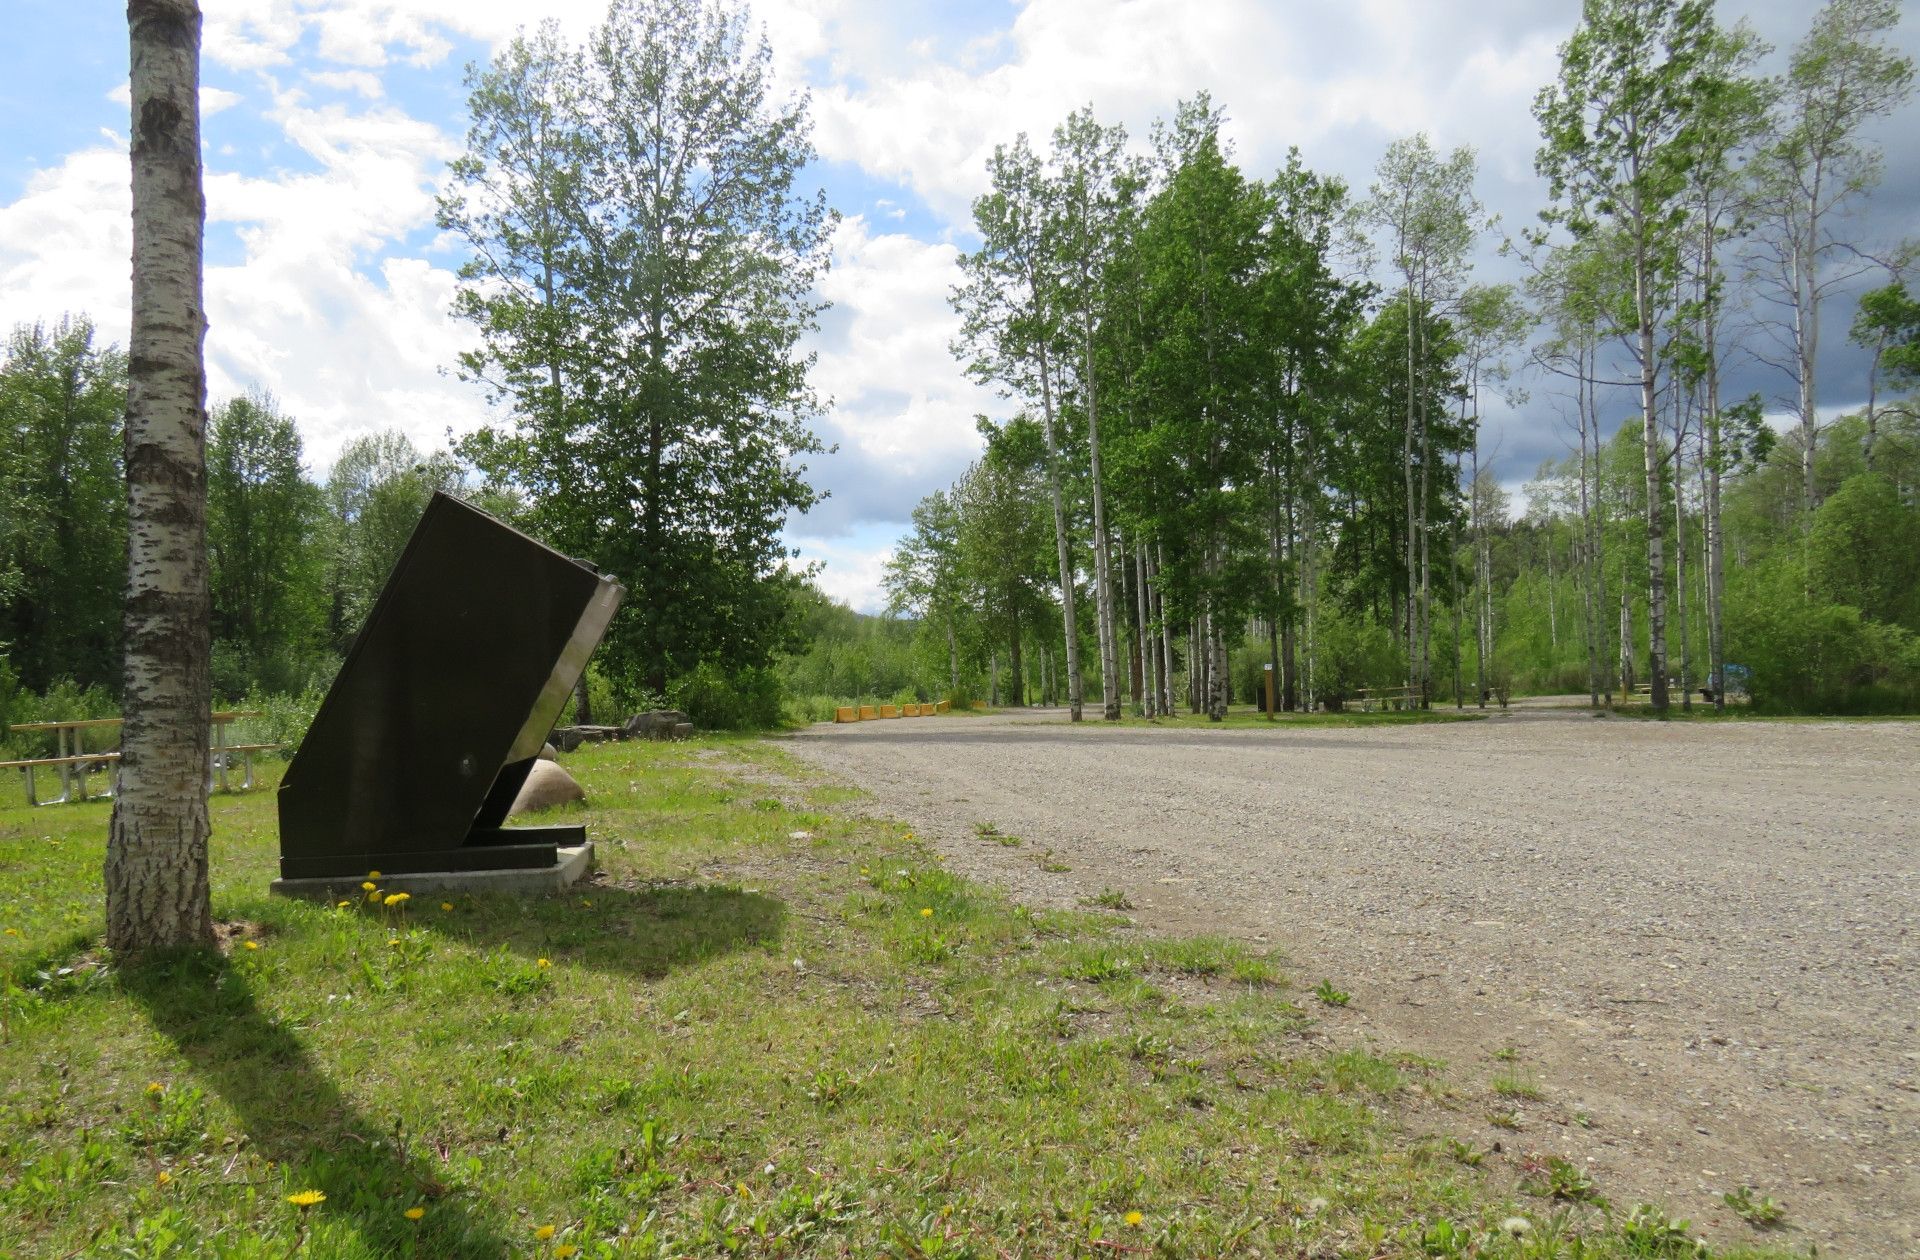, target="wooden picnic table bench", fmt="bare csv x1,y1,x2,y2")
3,711,278,806
1353,686,1423,712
